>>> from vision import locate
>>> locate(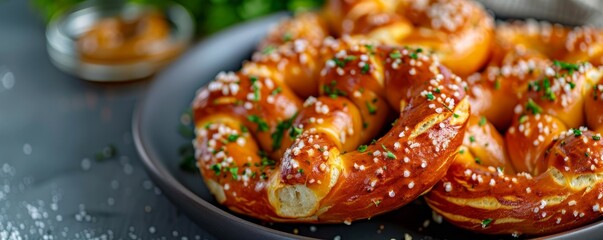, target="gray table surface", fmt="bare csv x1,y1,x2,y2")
0,1,215,239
